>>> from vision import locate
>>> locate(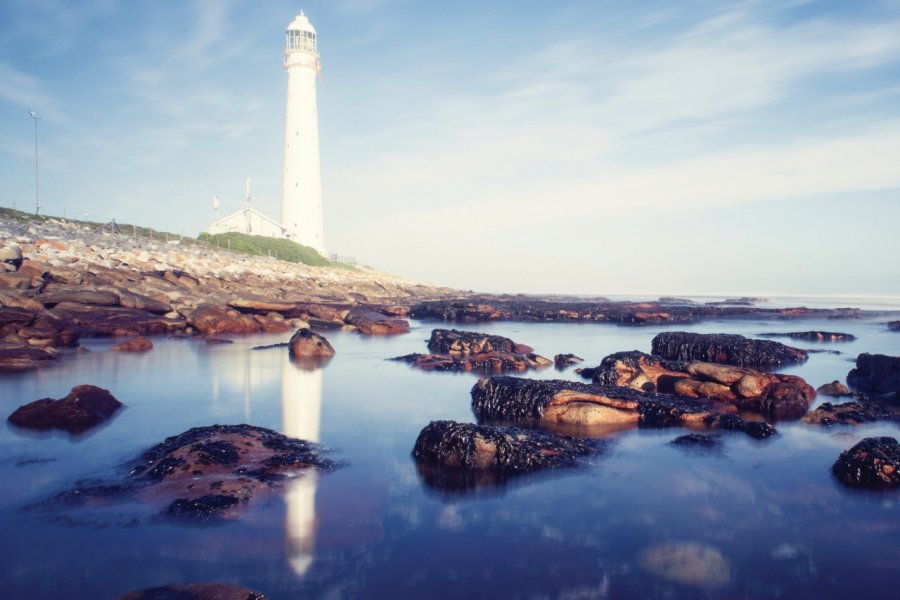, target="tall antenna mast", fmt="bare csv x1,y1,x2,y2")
245,177,251,206
28,111,40,215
